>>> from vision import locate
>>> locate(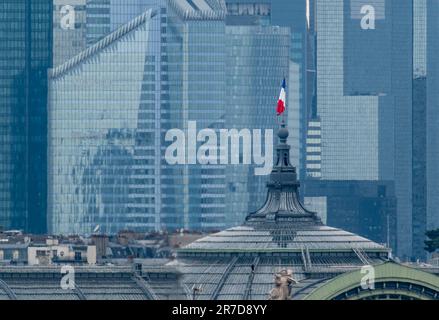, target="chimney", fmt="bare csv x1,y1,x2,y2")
91,234,109,260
